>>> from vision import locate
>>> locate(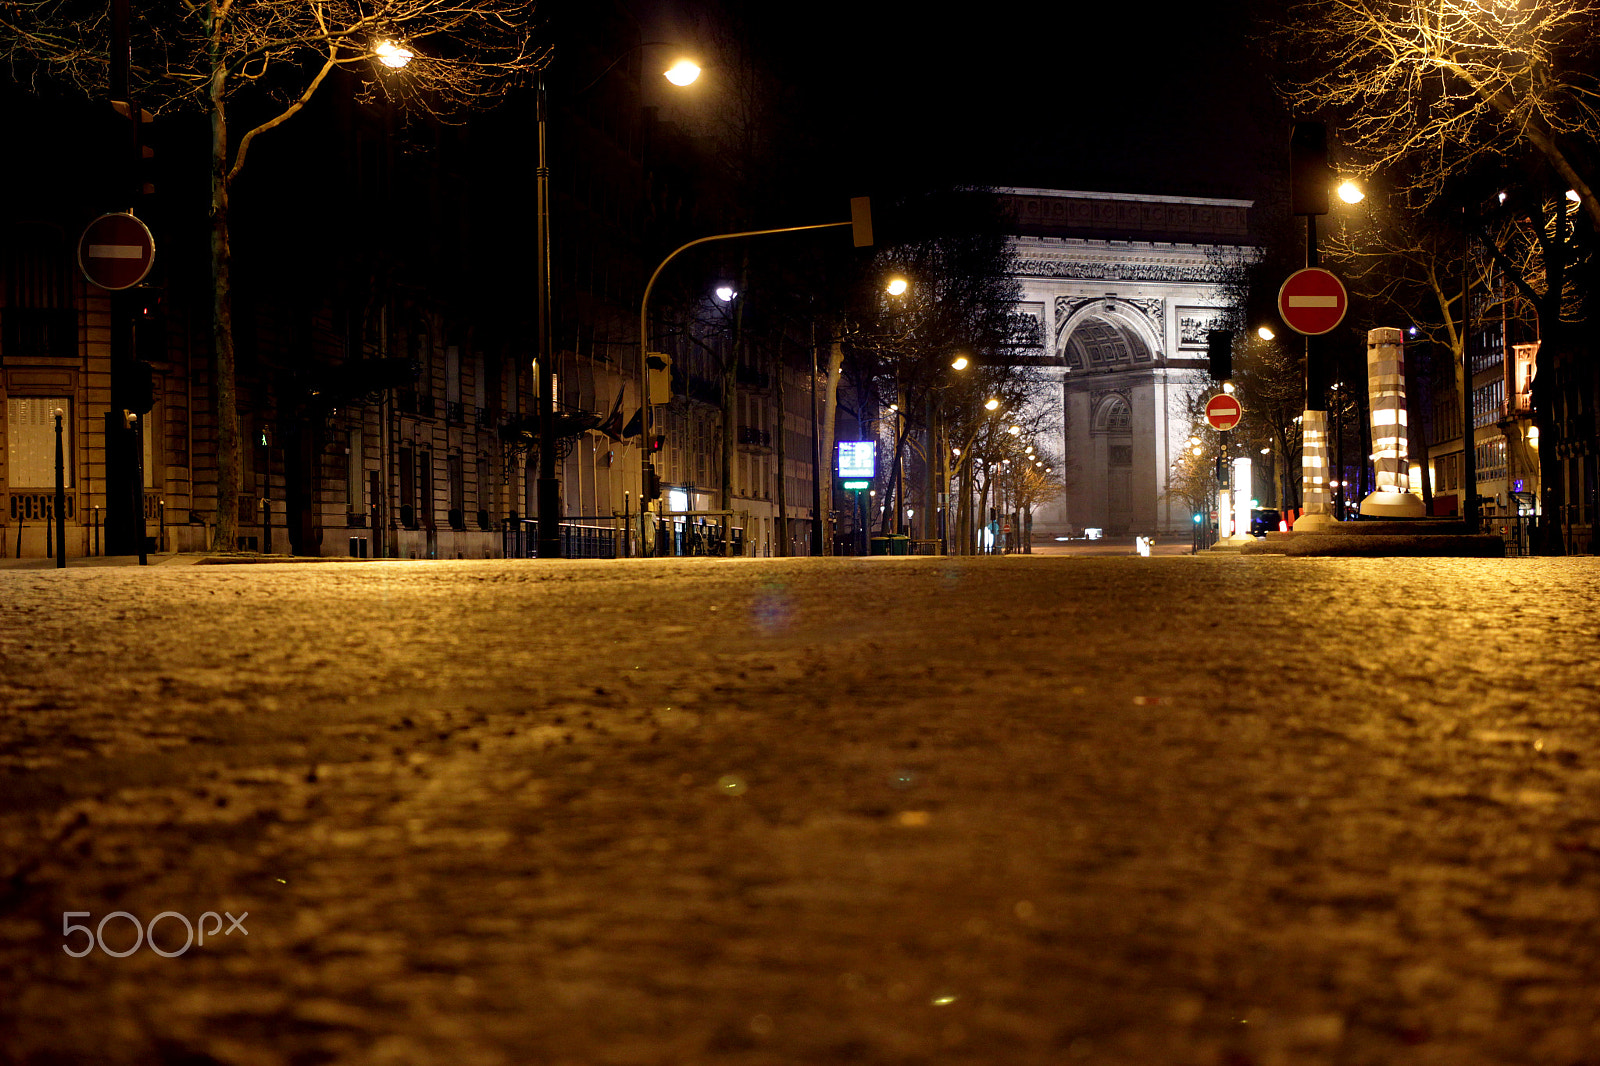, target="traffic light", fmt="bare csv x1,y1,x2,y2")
1206,329,1233,382
112,100,156,200
136,300,165,364
115,359,156,414
645,351,672,405
649,433,665,453
644,466,662,502
1290,121,1330,216
850,196,874,248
